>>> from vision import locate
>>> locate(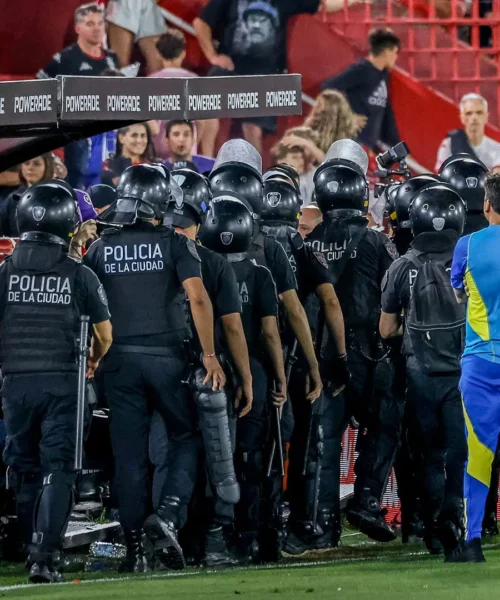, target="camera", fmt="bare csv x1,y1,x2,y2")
376,142,410,170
